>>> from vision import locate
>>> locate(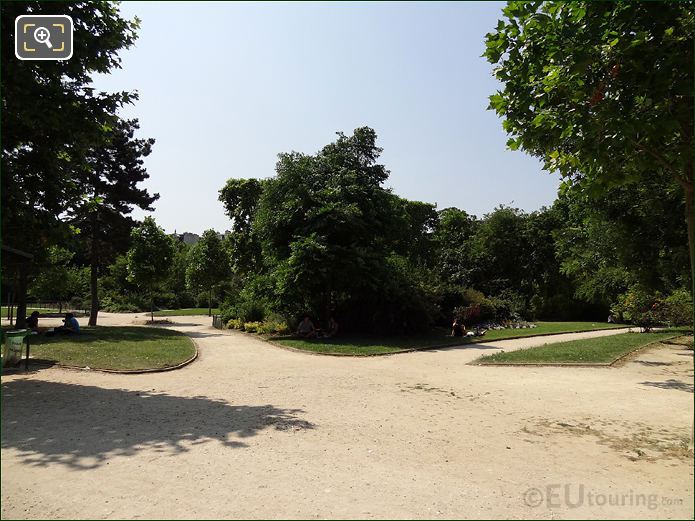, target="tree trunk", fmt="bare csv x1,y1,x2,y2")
88,261,98,326
208,289,212,317
150,293,154,324
88,210,99,326
5,288,12,321
14,264,28,329
686,183,695,331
